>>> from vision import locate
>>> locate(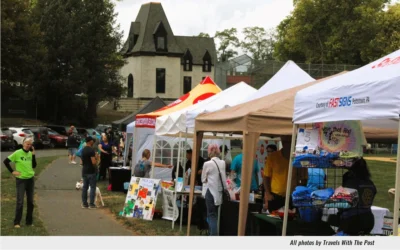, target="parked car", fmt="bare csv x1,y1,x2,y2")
77,128,101,141
0,127,15,151
9,127,35,147
23,126,51,149
47,129,68,148
46,125,81,141
95,124,111,134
